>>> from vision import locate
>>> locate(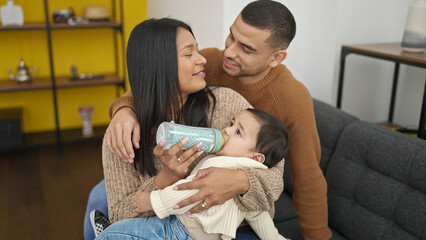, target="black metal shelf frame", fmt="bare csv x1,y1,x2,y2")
1,0,126,154
336,45,426,139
